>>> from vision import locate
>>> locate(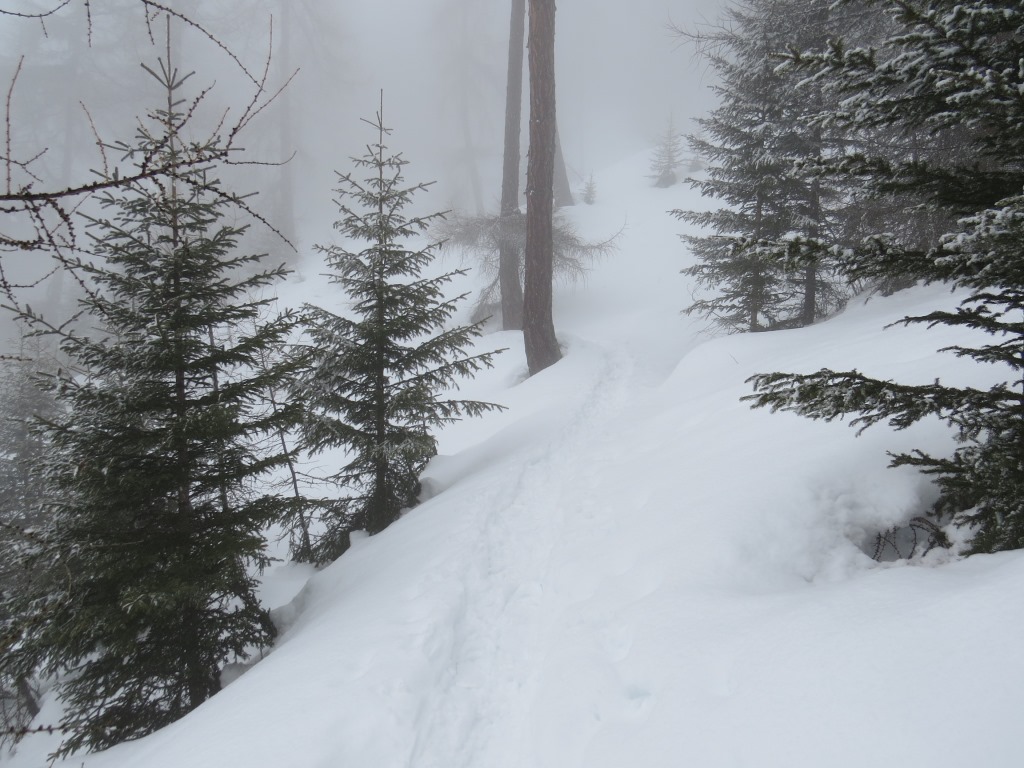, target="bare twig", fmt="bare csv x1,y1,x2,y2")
0,2,299,317
79,101,109,179
0,1,71,20
140,0,260,86
5,56,24,195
